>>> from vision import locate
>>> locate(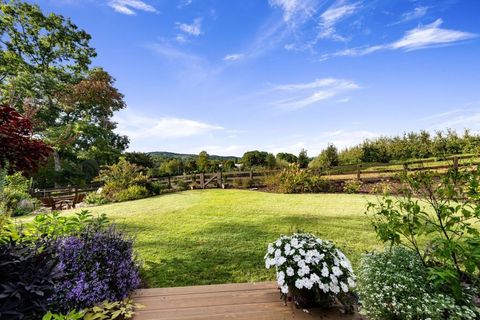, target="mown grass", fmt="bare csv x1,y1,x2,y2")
57,190,381,288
